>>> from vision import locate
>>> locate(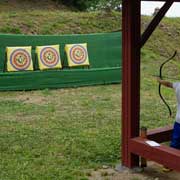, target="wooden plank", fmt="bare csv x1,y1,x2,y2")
147,126,173,143
141,0,174,47
122,0,141,168
141,0,178,1
130,137,180,172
